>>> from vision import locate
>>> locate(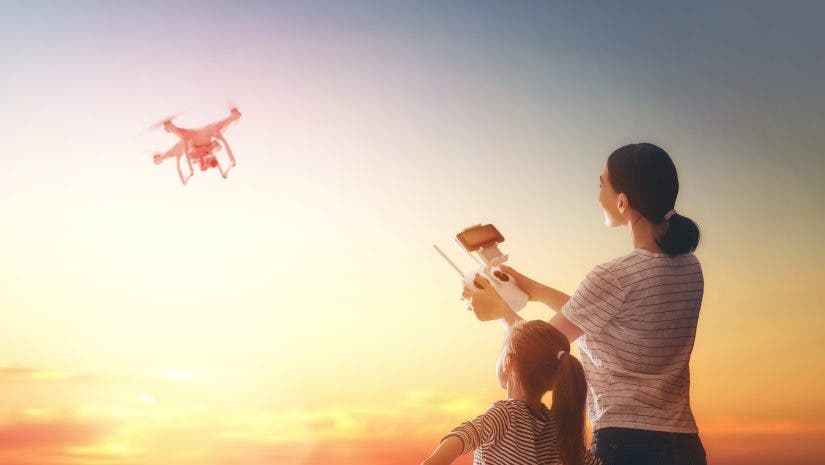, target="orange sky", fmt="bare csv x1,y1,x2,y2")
2,2,825,464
